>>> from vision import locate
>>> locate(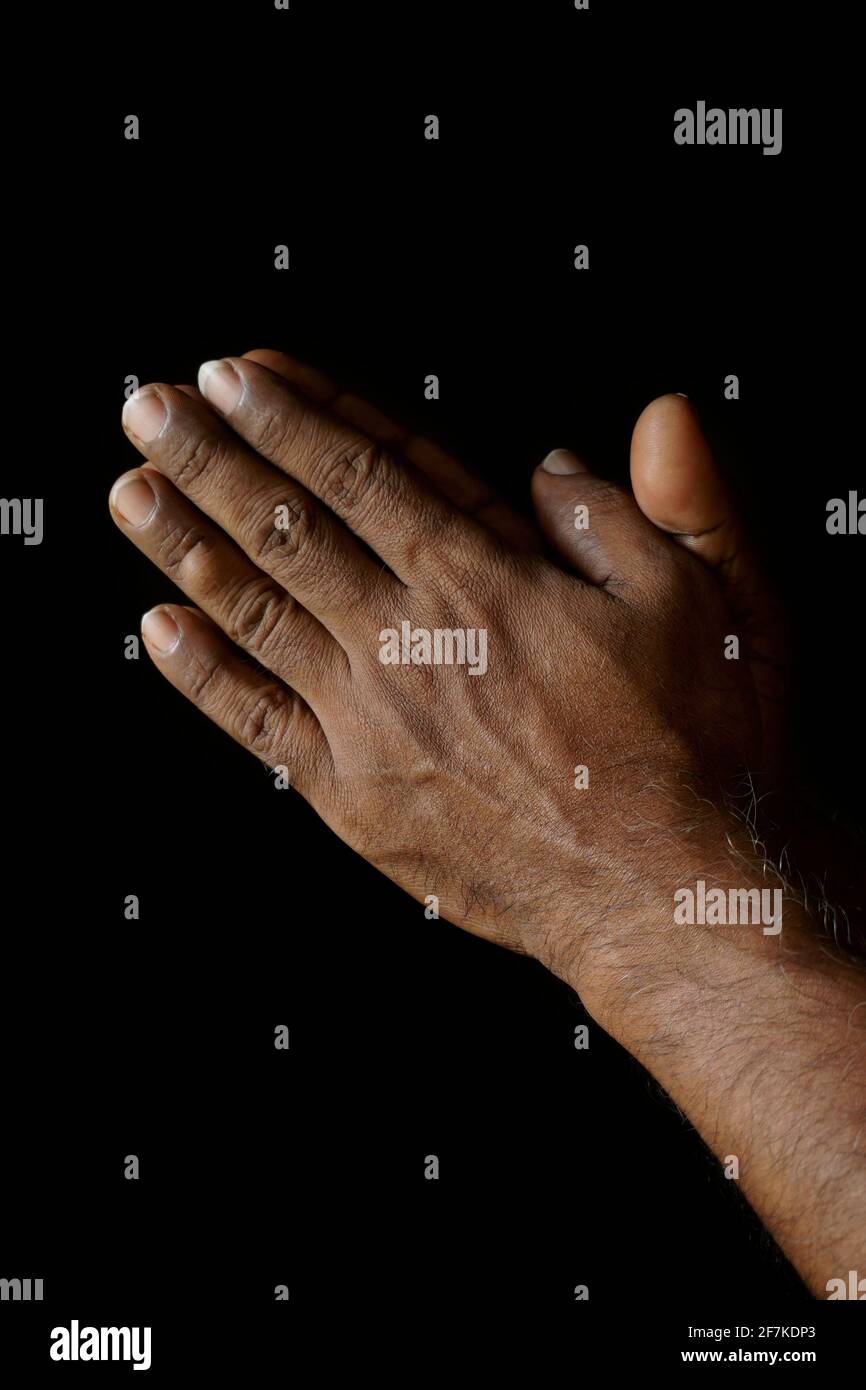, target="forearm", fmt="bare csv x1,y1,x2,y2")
561,821,866,1295
764,793,866,959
